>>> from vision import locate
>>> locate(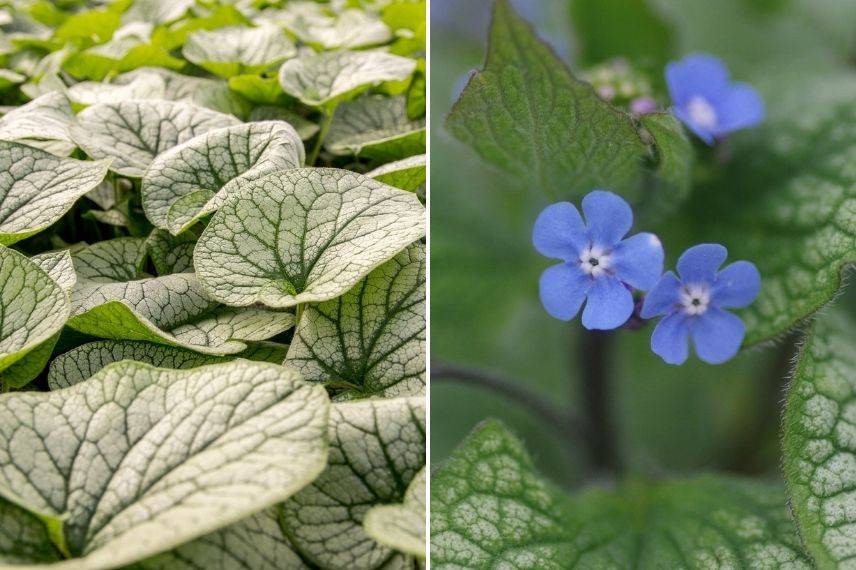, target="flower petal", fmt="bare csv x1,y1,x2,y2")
539,263,590,321
532,202,587,261
713,83,764,135
650,312,691,365
665,53,730,106
612,232,664,292
713,261,761,309
640,271,682,318
691,307,745,364
581,190,633,247
676,243,727,284
581,275,634,330
673,106,716,145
